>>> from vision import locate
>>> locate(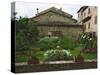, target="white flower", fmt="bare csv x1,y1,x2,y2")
89,38,92,40
82,35,86,38
56,45,60,49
